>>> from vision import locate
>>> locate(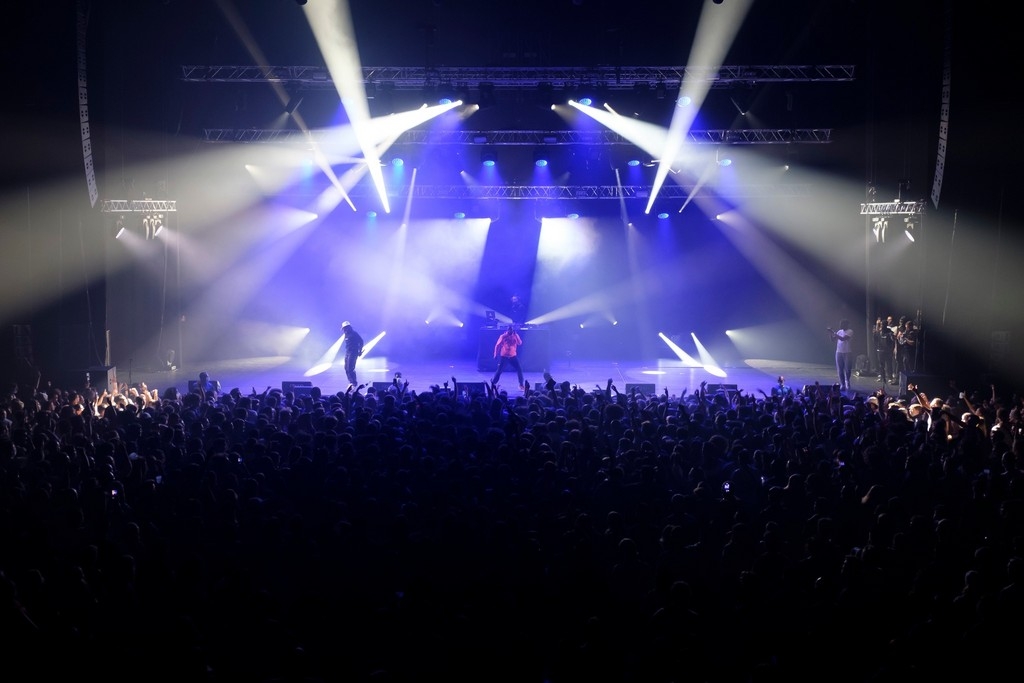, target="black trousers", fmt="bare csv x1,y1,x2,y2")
344,353,359,385
492,355,524,387
876,347,894,381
